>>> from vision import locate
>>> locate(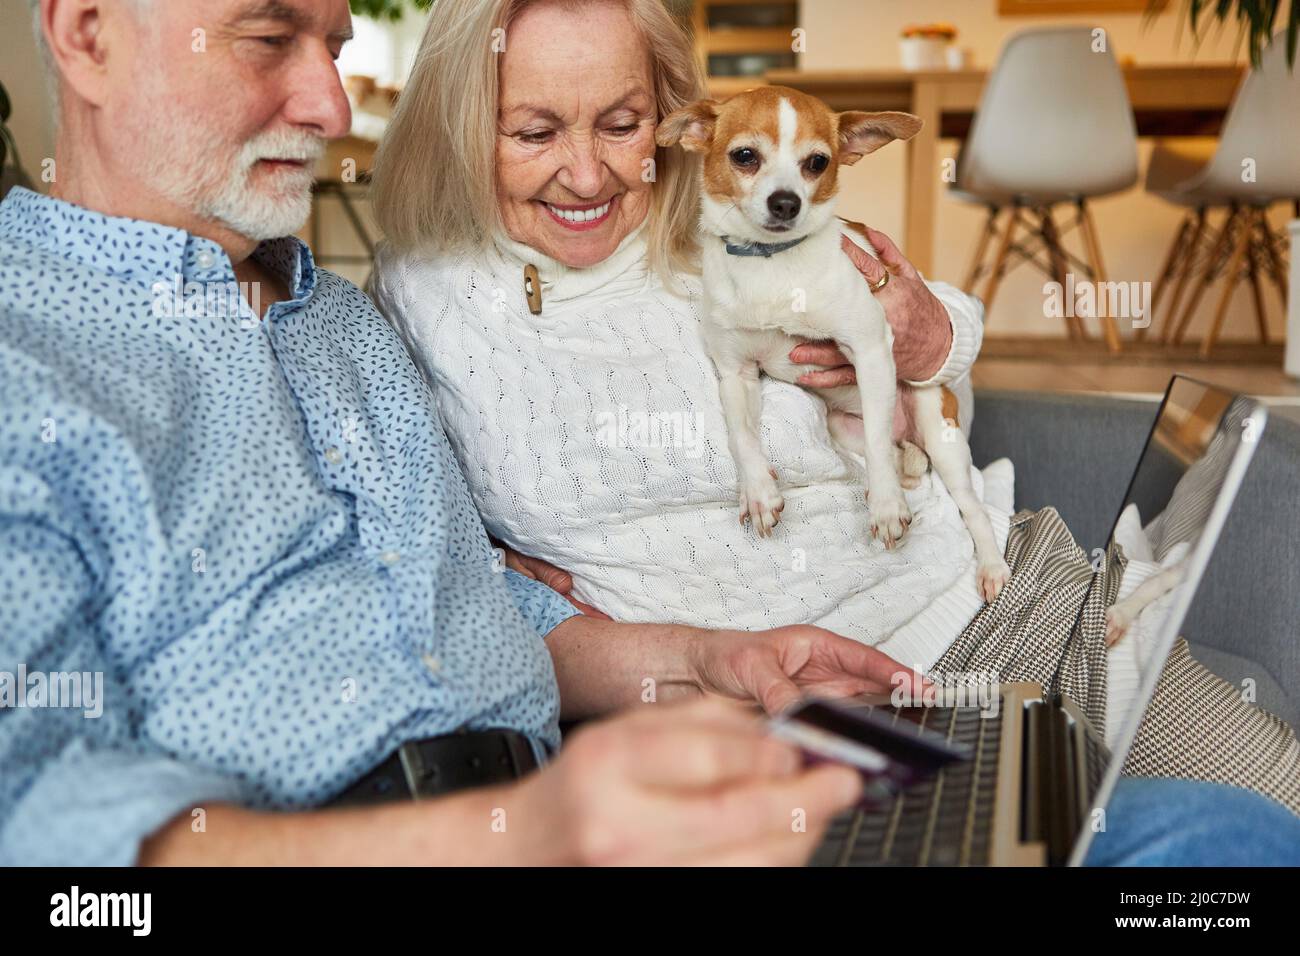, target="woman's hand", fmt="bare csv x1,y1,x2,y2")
791,226,953,386
495,540,611,619
688,624,929,715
